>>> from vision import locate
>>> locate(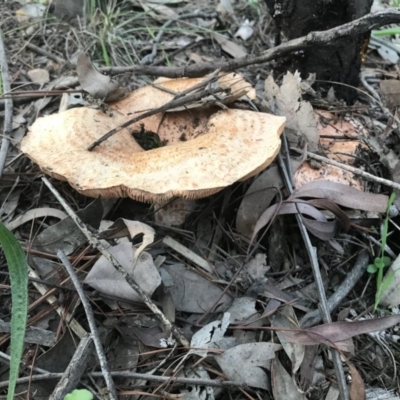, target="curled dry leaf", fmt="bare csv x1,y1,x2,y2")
6,208,68,231
251,180,389,241
99,218,155,267
291,181,389,213
22,74,284,203
235,160,302,238
251,200,340,242
76,53,126,101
